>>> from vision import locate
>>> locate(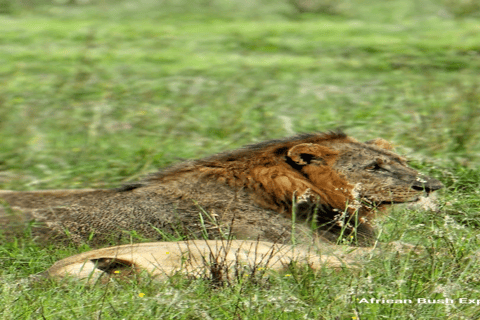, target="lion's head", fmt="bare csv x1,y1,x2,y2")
258,132,443,243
